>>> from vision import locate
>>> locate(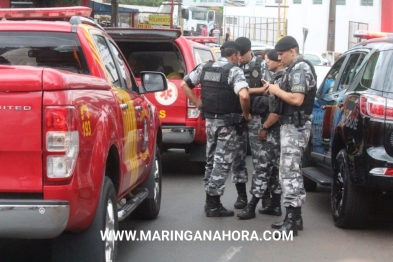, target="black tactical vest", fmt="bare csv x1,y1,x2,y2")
280,58,317,115
243,55,263,88
200,61,242,114
243,56,265,115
